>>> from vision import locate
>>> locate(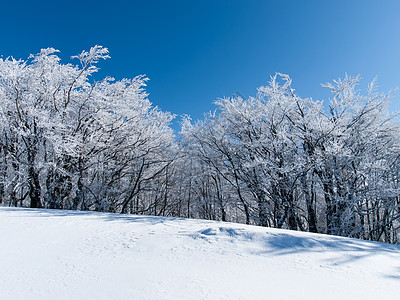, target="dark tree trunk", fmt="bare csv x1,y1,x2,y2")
27,146,42,208
28,164,42,208
301,174,318,233
257,190,270,227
